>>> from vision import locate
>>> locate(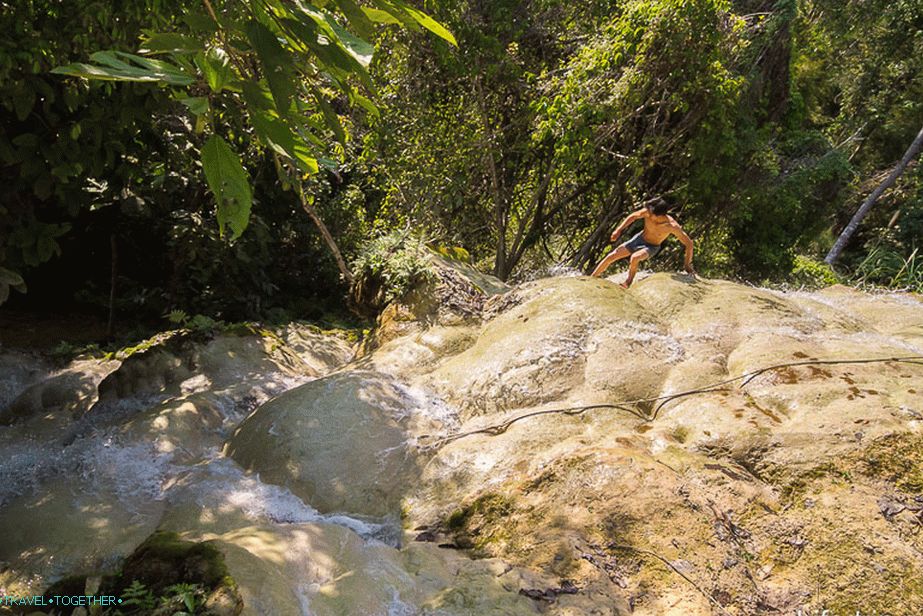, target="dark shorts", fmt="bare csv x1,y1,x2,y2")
623,232,662,258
